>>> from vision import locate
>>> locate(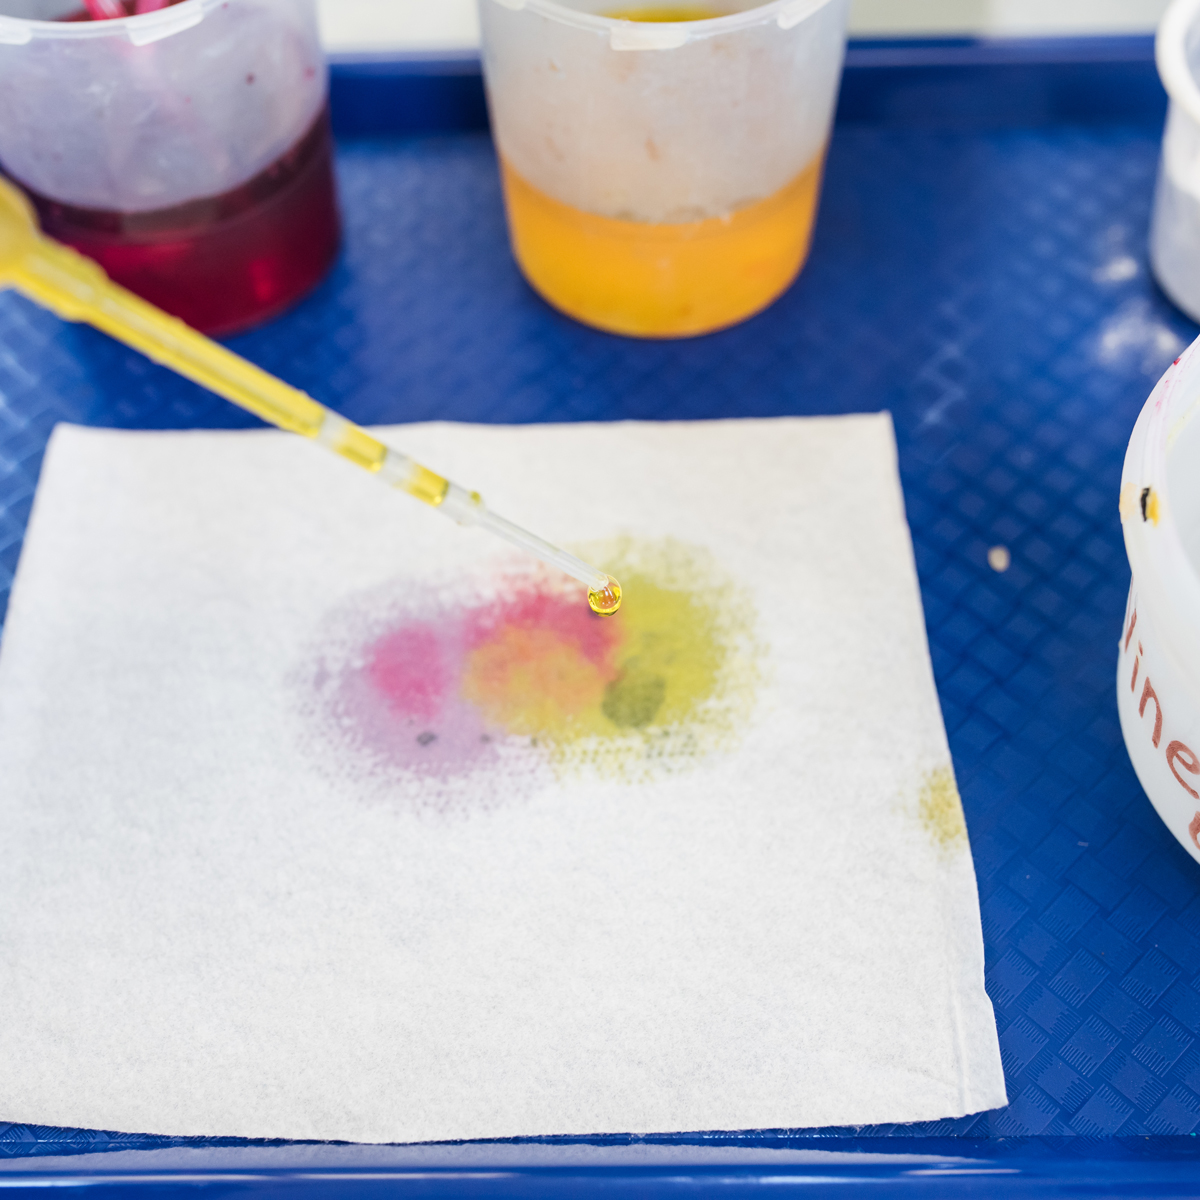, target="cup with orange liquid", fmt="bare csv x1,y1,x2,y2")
478,0,848,338
0,0,339,335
